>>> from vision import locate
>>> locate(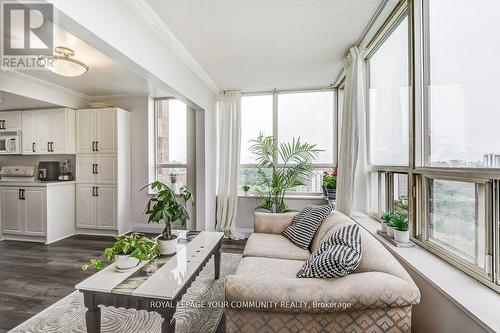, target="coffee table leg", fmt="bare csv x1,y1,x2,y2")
160,309,176,333
83,292,101,333
214,243,221,279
